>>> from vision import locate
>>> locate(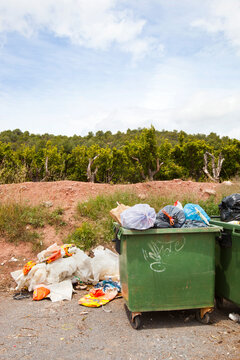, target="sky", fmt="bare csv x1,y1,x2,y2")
0,0,240,138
